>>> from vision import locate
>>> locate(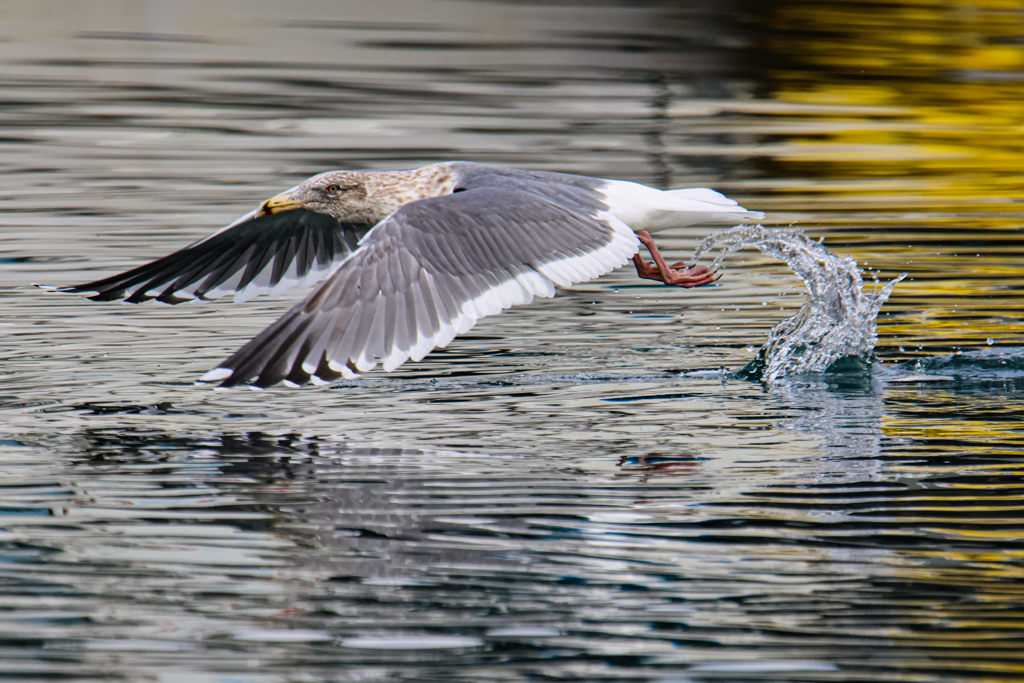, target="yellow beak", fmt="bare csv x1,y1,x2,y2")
258,193,306,216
